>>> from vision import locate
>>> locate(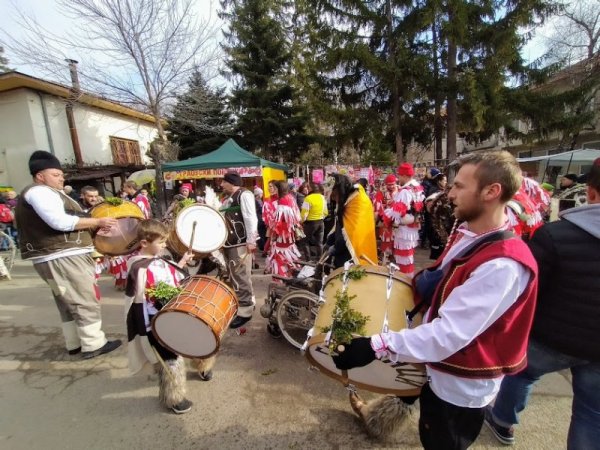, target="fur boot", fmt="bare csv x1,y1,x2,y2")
158,356,187,408
349,392,415,440
192,355,216,381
